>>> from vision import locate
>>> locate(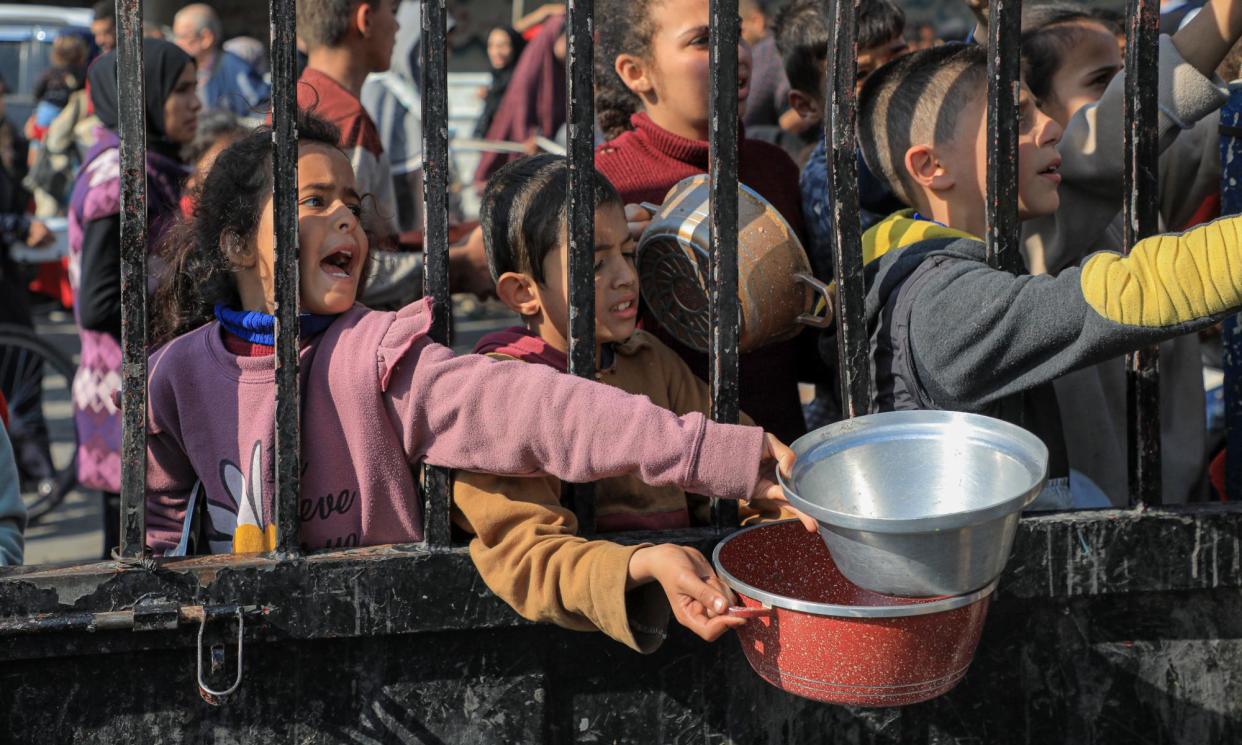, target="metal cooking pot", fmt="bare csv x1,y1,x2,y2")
713,520,995,707
636,175,832,354
779,411,1049,597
